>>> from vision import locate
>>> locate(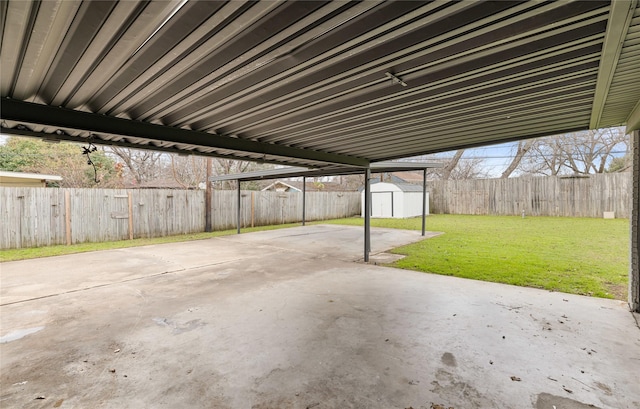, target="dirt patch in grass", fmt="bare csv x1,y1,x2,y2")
605,282,627,300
